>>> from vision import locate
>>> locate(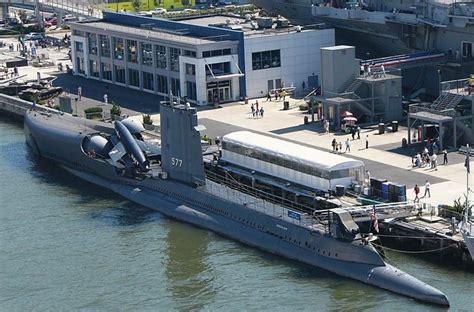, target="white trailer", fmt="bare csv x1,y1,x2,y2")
221,131,365,191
